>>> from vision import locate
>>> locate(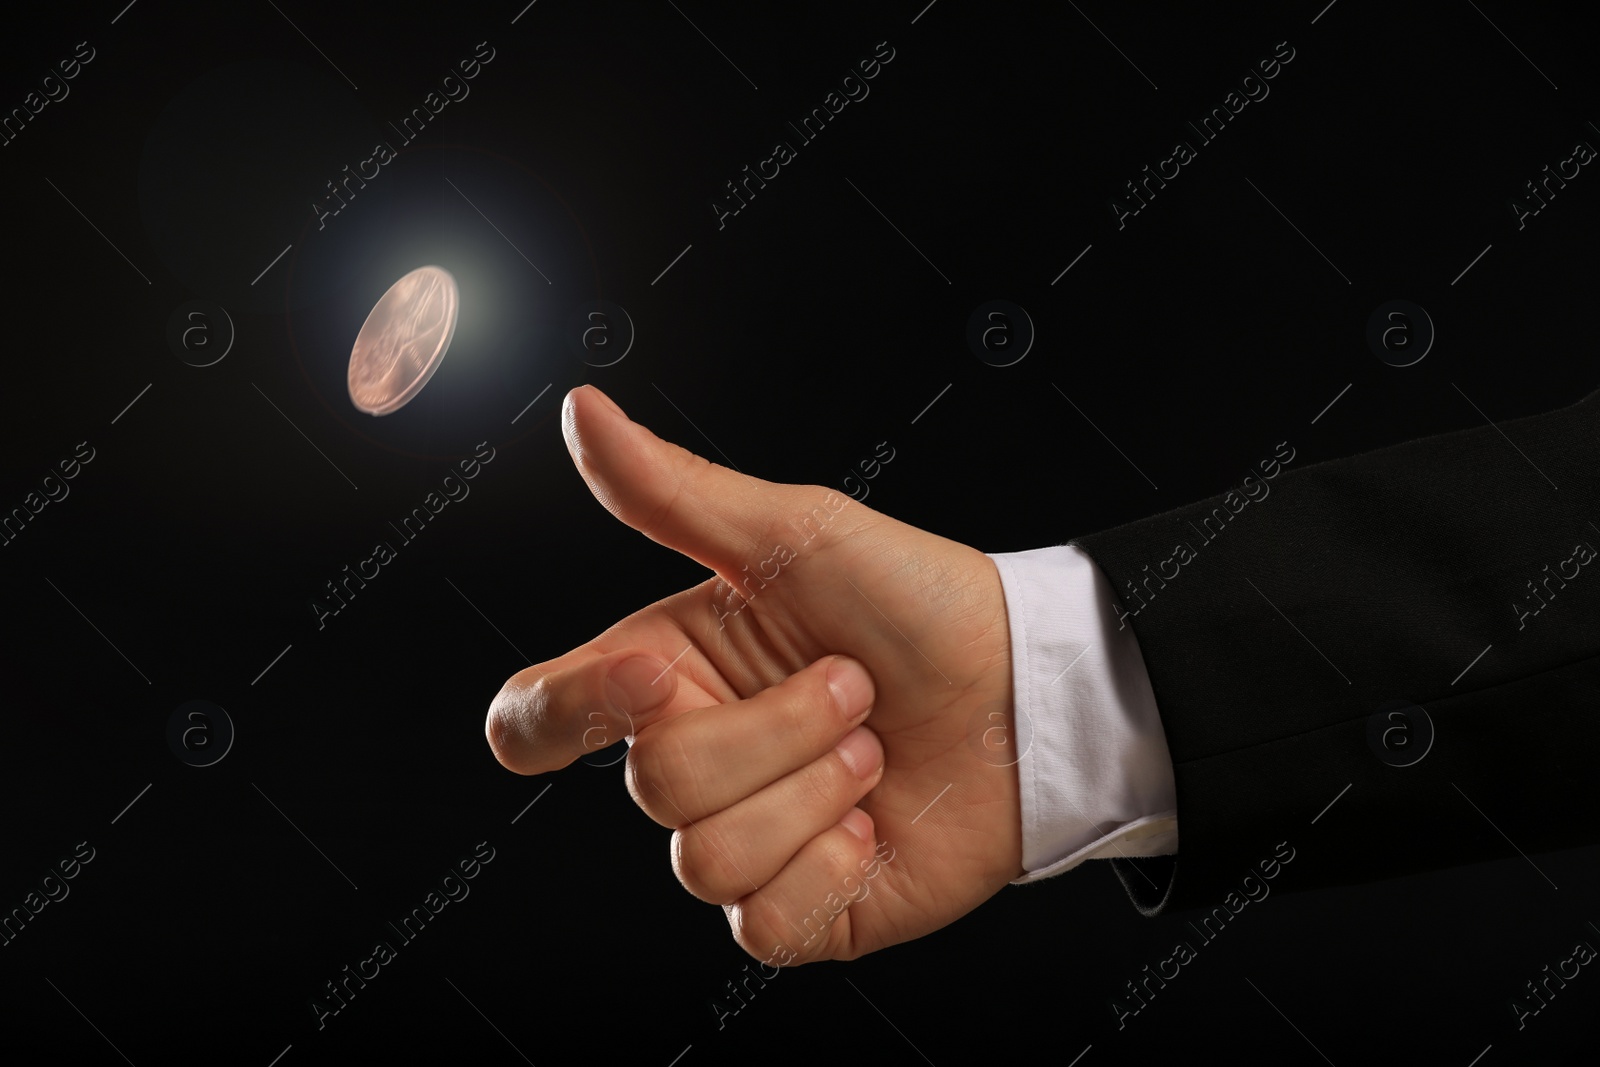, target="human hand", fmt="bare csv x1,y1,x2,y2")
485,385,1021,964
